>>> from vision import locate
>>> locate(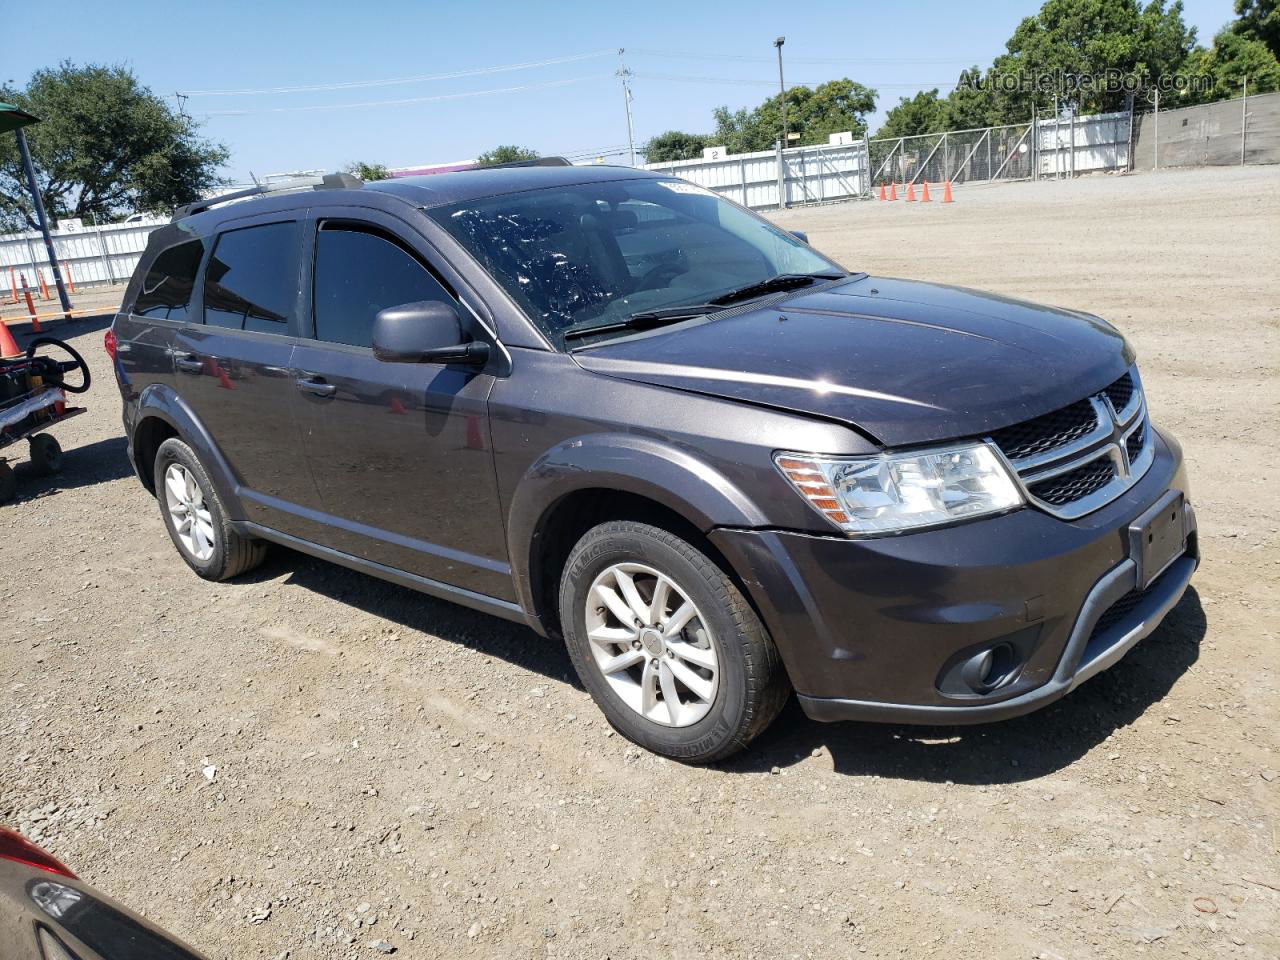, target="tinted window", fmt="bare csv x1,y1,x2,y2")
133,238,204,321
313,225,454,348
203,221,301,333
